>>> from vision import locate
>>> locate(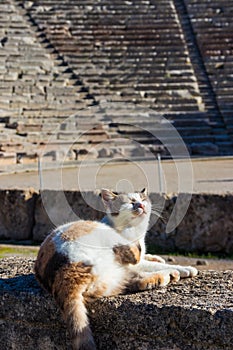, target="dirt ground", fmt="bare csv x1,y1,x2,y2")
1,157,233,194
164,255,233,272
